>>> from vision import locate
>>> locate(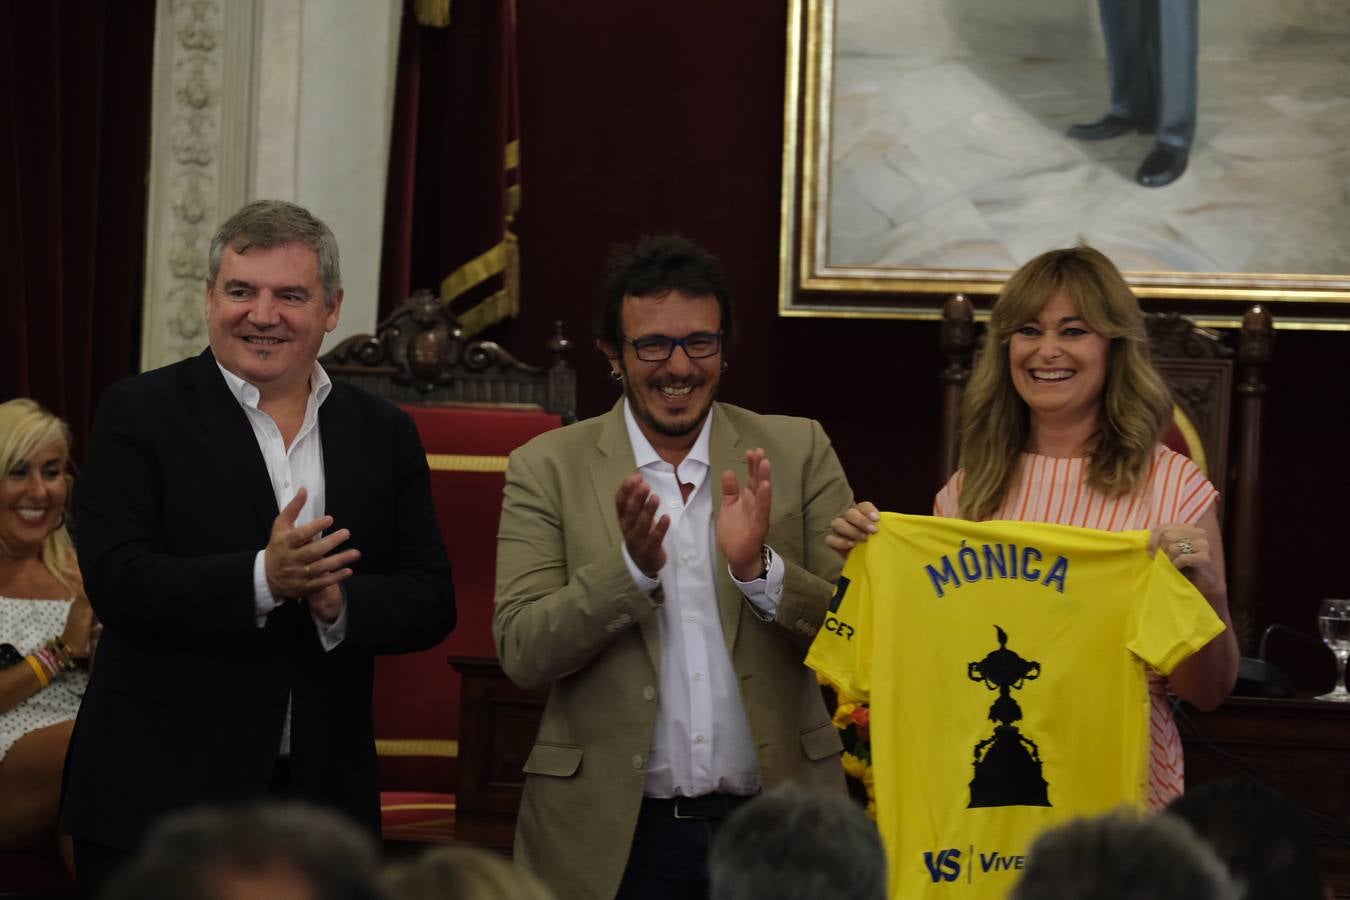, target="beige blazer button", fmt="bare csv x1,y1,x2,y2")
642,685,656,701
631,754,644,770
